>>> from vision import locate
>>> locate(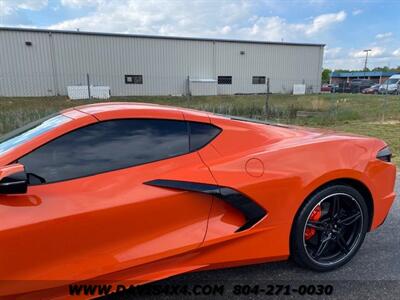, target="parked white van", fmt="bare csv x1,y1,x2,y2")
379,74,400,94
